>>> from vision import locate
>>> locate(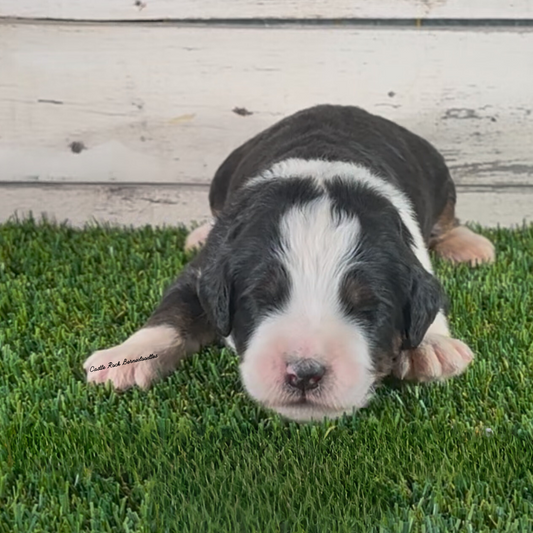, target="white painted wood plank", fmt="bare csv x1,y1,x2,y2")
1,0,532,21
1,184,531,228
1,23,532,187
0,184,212,228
